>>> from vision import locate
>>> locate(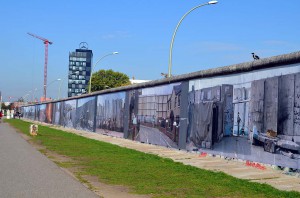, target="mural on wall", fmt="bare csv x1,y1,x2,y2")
187,67,300,169
127,83,182,149
35,105,40,121
39,104,46,122
52,102,62,125
19,56,300,169
45,103,53,124
23,106,35,120
96,92,125,137
76,96,96,132
61,99,77,128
